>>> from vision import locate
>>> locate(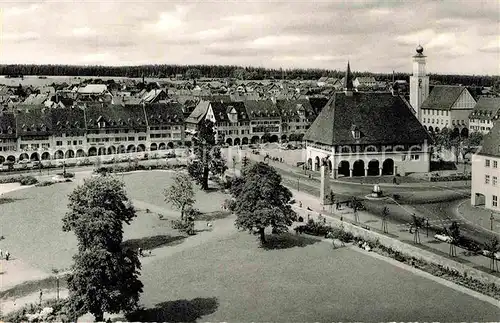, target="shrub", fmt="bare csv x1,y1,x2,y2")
57,172,74,178
19,176,38,186
171,219,195,235
36,181,55,187
296,220,333,237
